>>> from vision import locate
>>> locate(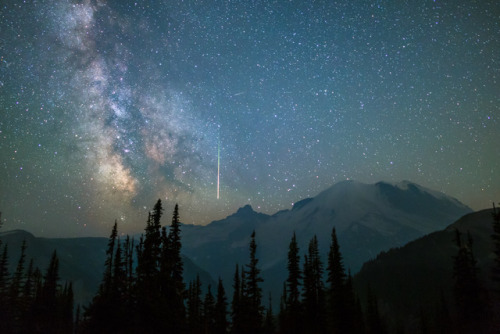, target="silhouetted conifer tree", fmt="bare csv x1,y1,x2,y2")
60,282,74,334
123,234,134,309
0,244,11,332
187,275,203,334
42,250,60,314
112,238,127,302
134,200,169,332
169,204,184,290
239,264,248,329
102,221,118,295
75,304,81,333
214,278,228,334
284,232,302,334
137,201,162,283
326,227,347,333
165,203,186,333
22,258,35,308
278,282,288,334
150,200,164,261
158,225,175,330
10,239,26,298
490,203,500,331
0,244,9,296
29,250,73,334
203,285,216,334
27,266,43,333
344,271,365,334
452,229,486,333
159,226,171,285
243,231,264,333
263,293,276,334
8,239,27,332
231,264,242,333
302,235,327,334
83,222,124,333
491,204,500,283
136,200,163,282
